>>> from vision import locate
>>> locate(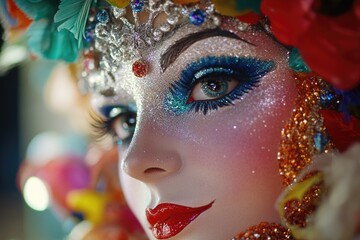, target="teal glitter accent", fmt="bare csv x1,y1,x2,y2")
164,90,191,115
314,132,329,152
289,48,311,73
